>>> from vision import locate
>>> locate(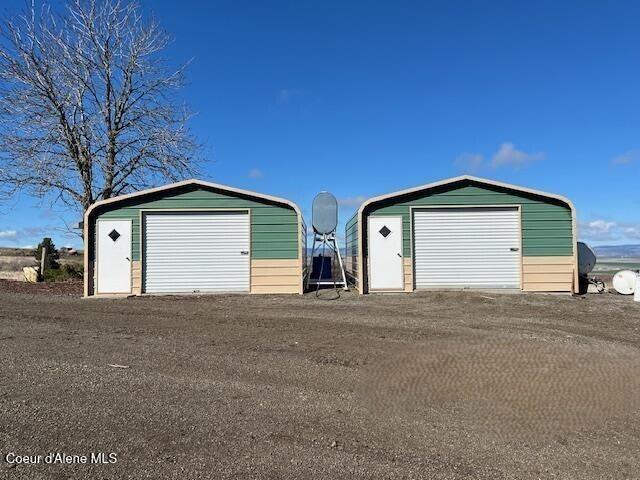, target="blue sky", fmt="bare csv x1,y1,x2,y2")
1,0,639,248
